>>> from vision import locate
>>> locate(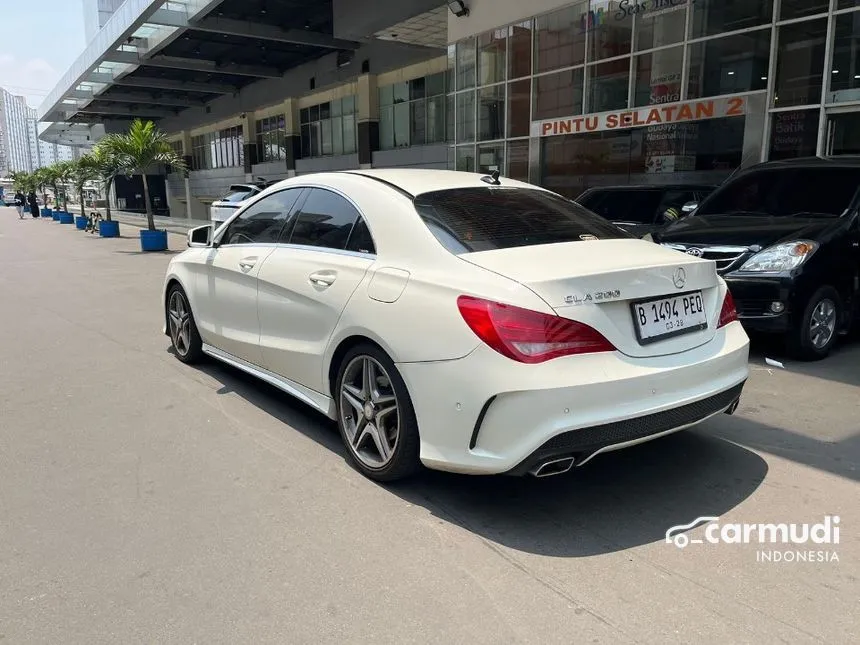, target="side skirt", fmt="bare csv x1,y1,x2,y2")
201,343,336,419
